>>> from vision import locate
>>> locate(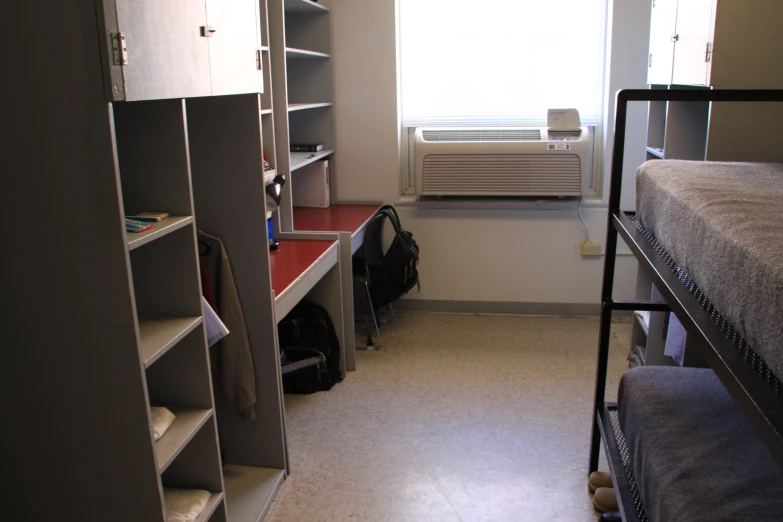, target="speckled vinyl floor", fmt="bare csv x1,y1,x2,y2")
266,313,631,522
